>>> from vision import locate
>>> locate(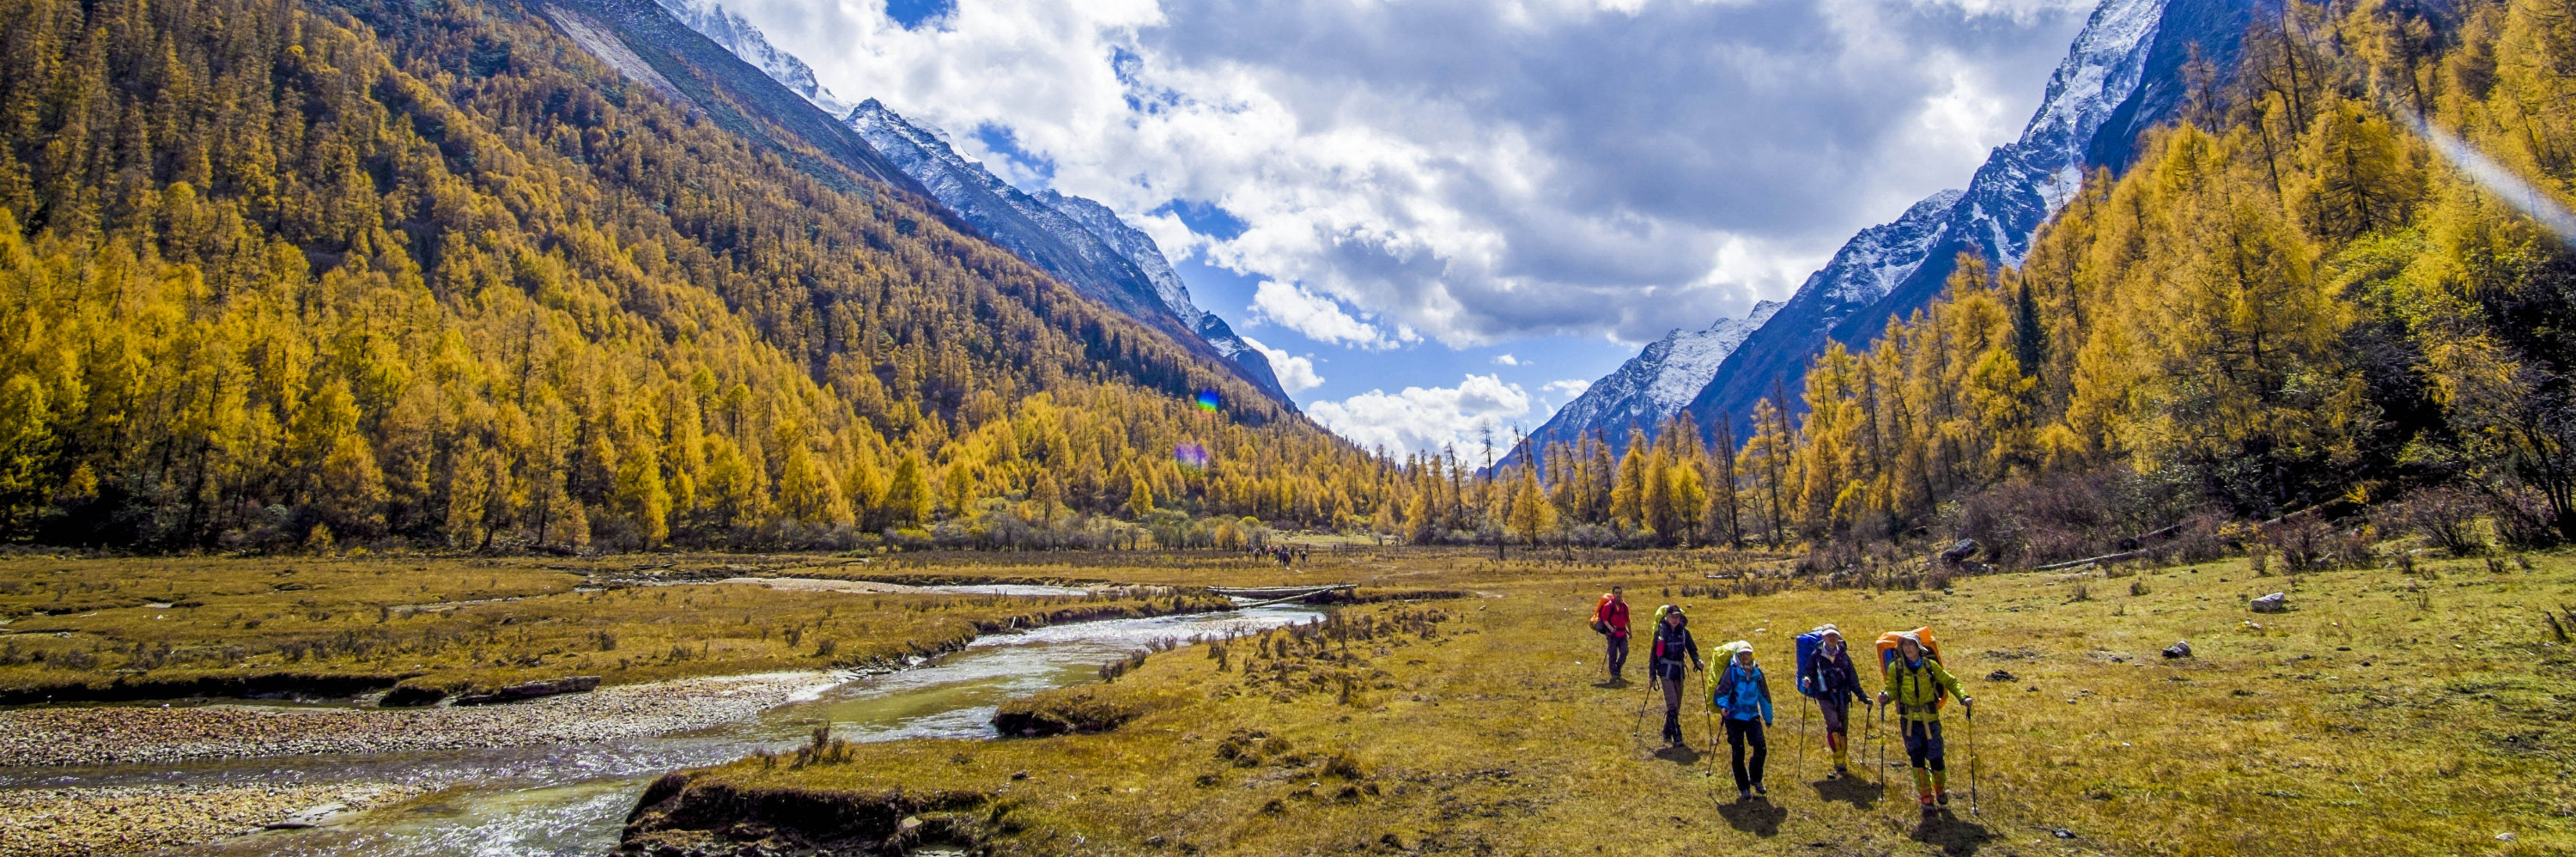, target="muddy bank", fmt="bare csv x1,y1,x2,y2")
0,672,421,706
619,771,992,857
0,781,423,857
0,671,849,768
